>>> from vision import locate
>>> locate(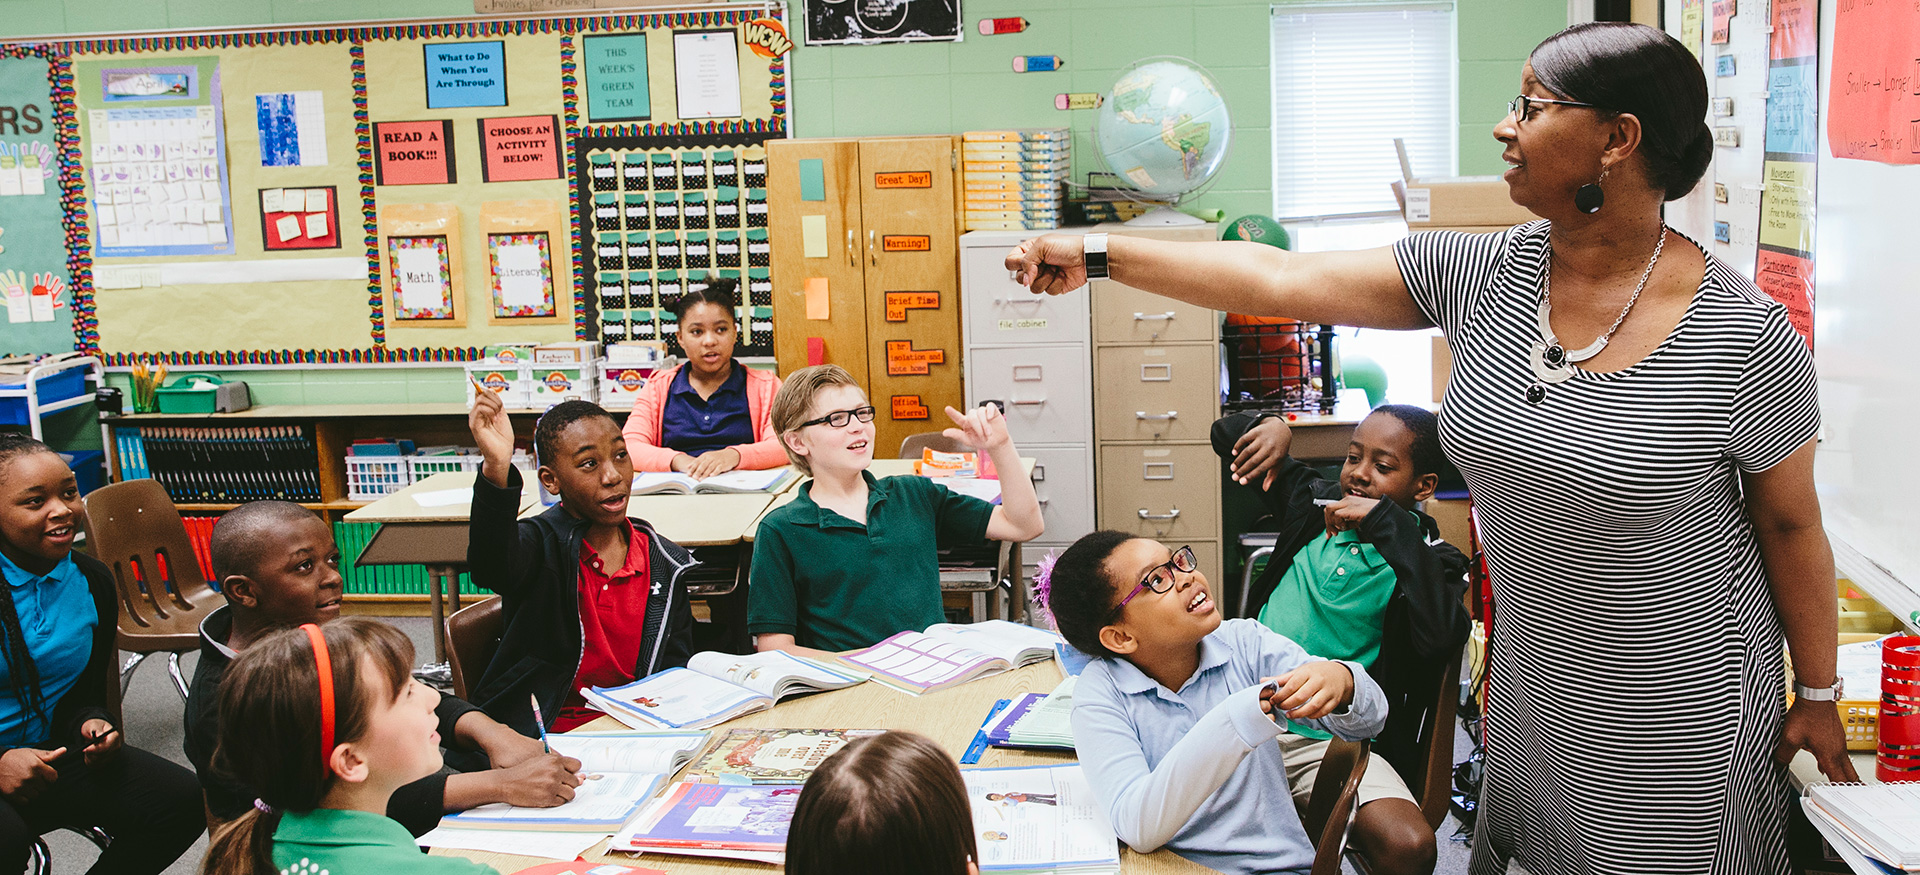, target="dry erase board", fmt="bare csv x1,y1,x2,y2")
0,4,792,365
